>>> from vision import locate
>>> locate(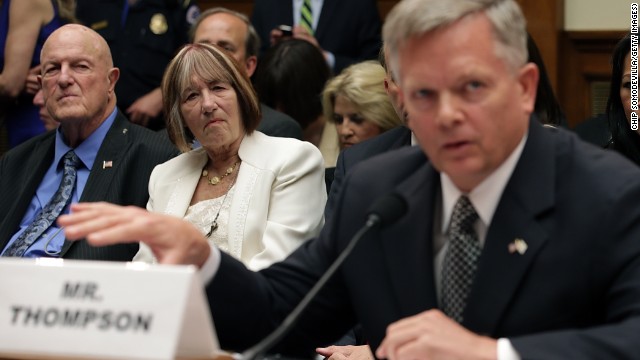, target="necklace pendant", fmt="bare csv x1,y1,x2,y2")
205,222,219,238
209,176,221,185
